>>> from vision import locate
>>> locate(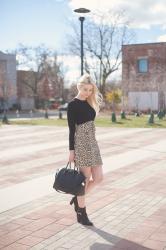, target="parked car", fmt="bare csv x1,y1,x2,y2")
58,103,68,111
49,102,59,109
